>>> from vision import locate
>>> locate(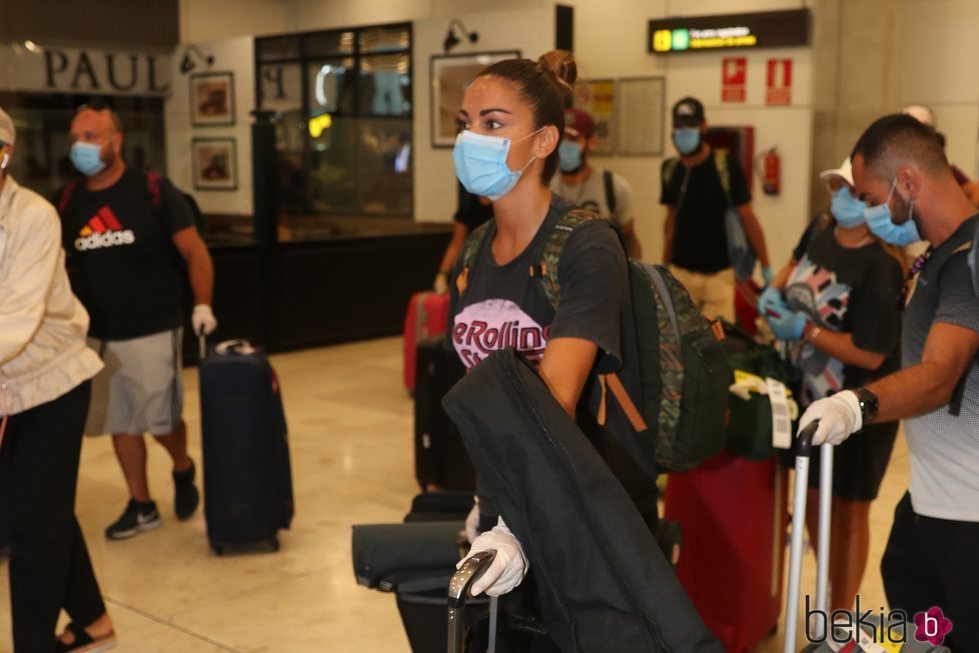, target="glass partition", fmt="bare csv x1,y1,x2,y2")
255,22,412,238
